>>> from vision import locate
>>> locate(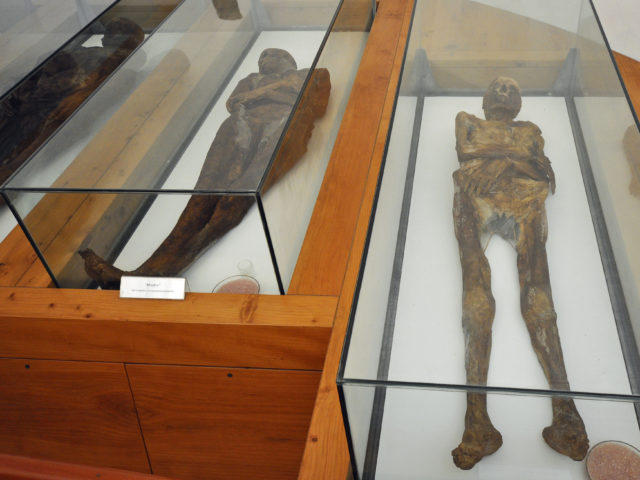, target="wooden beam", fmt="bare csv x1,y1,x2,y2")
294,0,414,479
0,288,336,370
615,52,640,115
288,0,413,297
